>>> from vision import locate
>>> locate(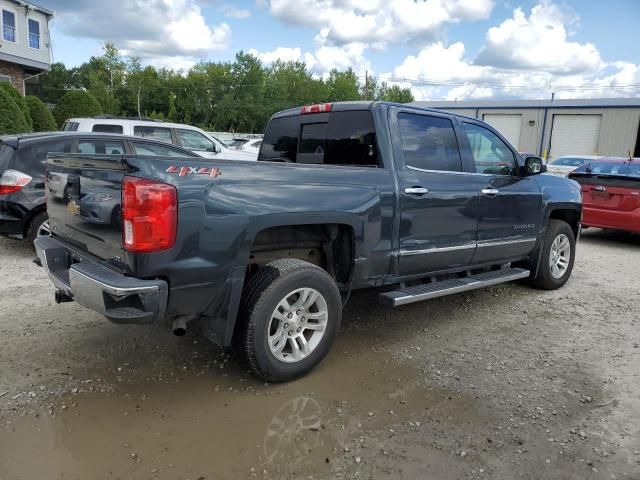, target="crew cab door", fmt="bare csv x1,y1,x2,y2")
459,122,541,264
391,109,479,276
